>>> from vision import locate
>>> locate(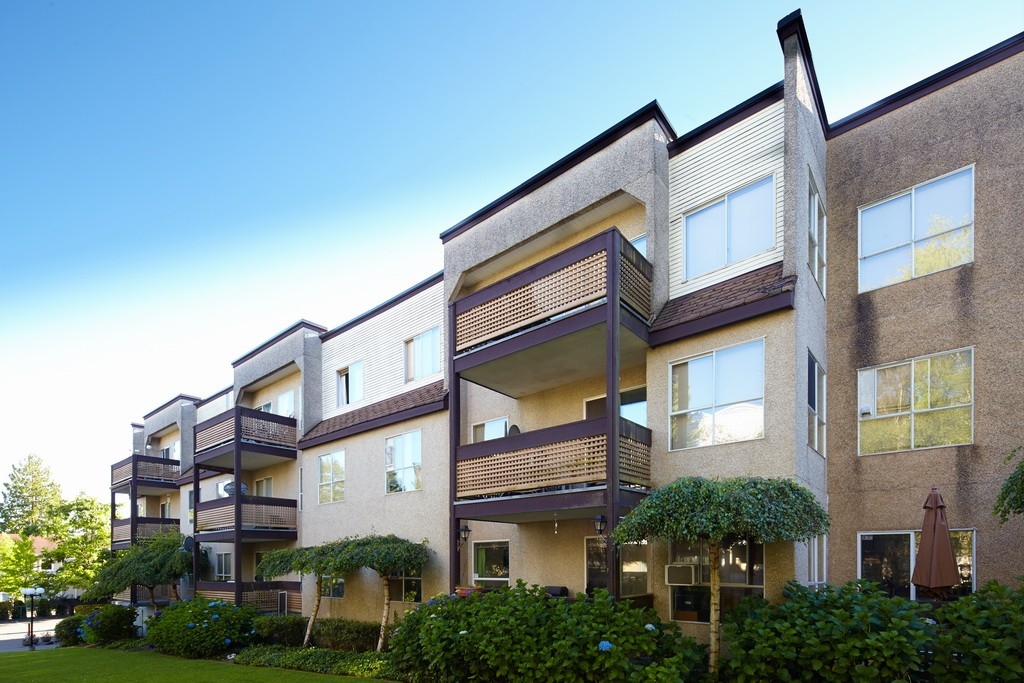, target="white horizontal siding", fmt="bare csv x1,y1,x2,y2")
668,101,785,299
196,392,234,422
321,282,445,420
